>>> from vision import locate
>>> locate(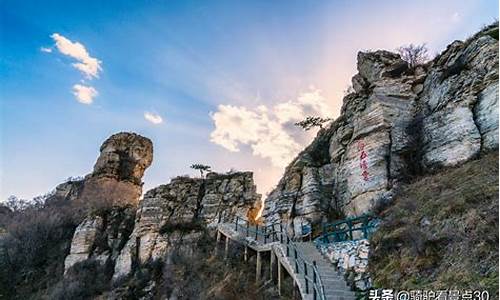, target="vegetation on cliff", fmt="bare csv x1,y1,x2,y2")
370,152,499,297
